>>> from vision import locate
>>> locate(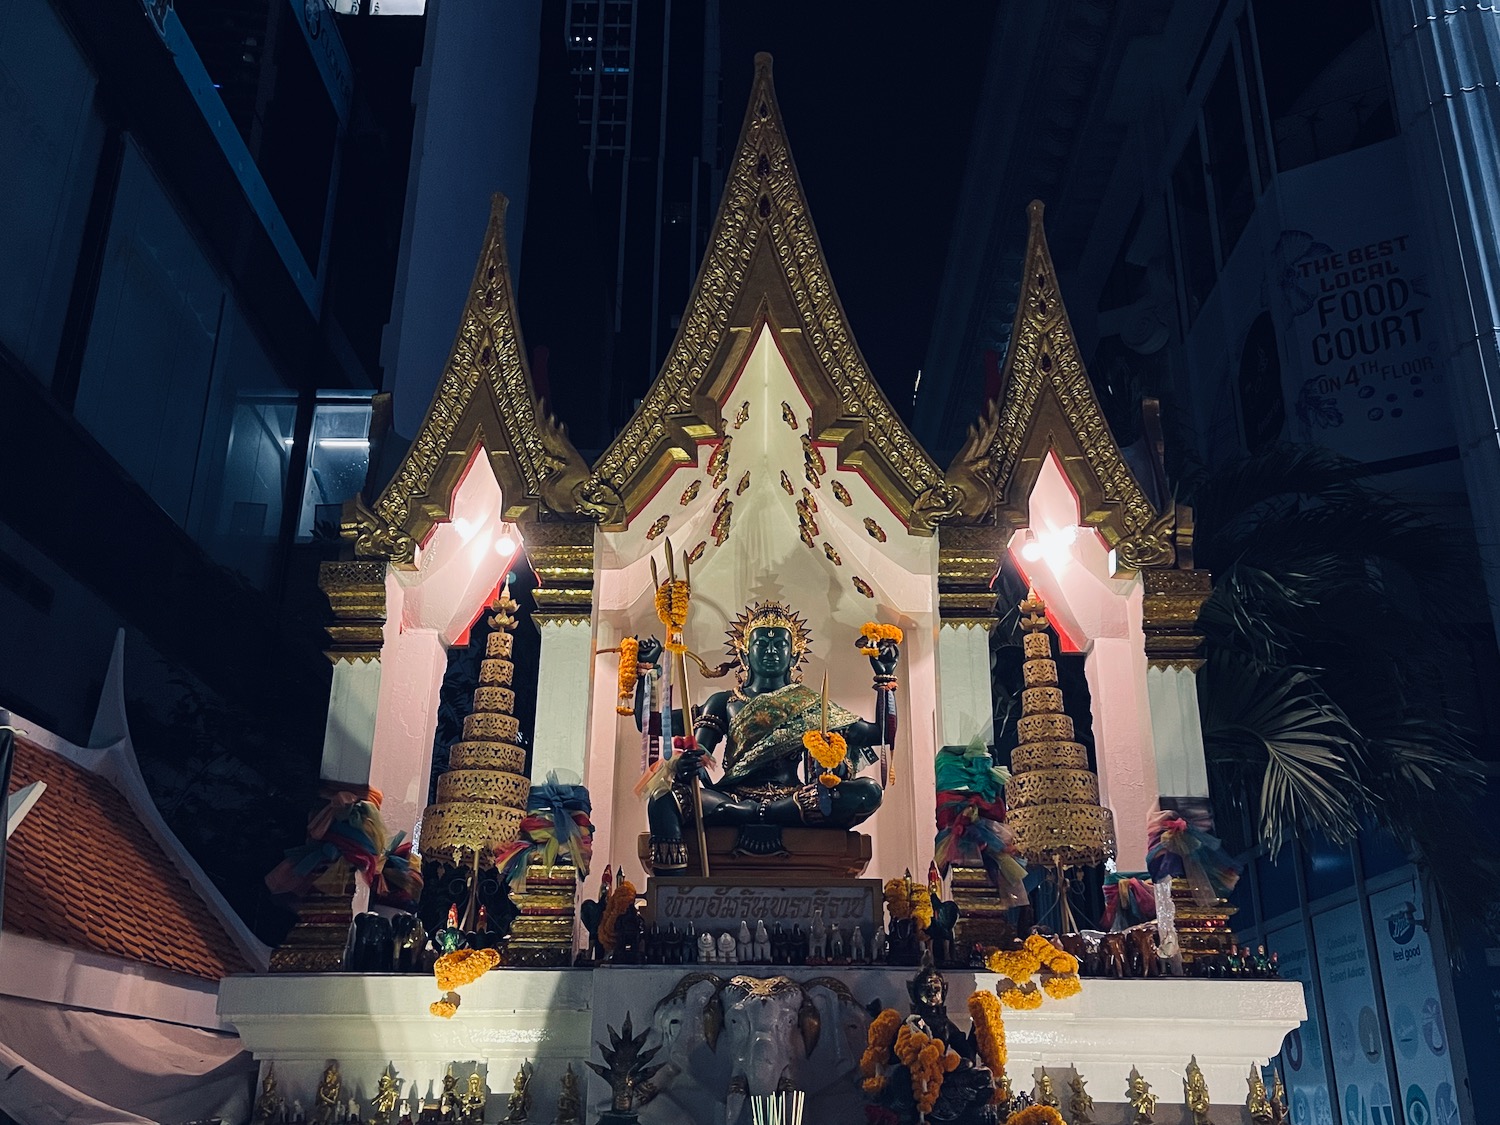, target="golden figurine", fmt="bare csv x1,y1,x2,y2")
1269,1068,1289,1125
1068,1072,1094,1125
439,1067,460,1118
504,1059,534,1123
1246,1064,1273,1124
555,1064,582,1125
371,1066,402,1125
1126,1068,1157,1124
253,1063,285,1125
312,1061,342,1125
1035,1068,1059,1108
459,1069,488,1125
1183,1056,1213,1125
